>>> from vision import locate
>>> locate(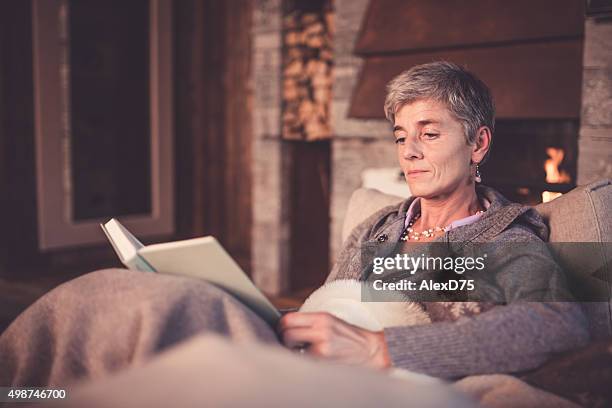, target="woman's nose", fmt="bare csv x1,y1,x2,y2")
402,139,423,160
